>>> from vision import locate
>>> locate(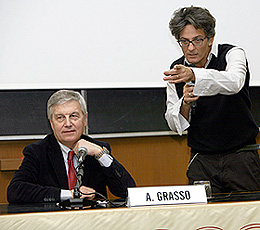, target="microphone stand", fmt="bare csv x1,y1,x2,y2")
73,162,84,198
58,162,97,209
